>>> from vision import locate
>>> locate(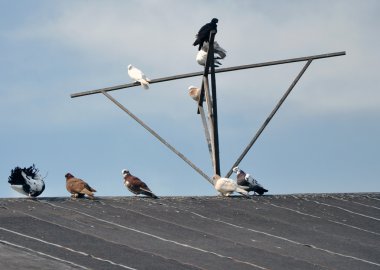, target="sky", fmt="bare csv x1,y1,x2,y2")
1,0,379,198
